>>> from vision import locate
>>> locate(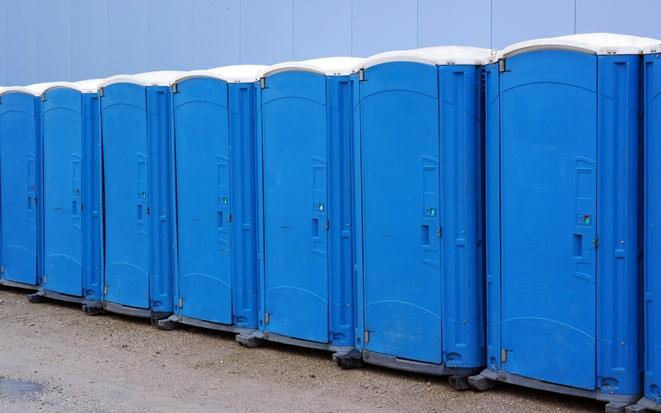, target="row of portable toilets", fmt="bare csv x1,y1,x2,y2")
0,33,660,412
